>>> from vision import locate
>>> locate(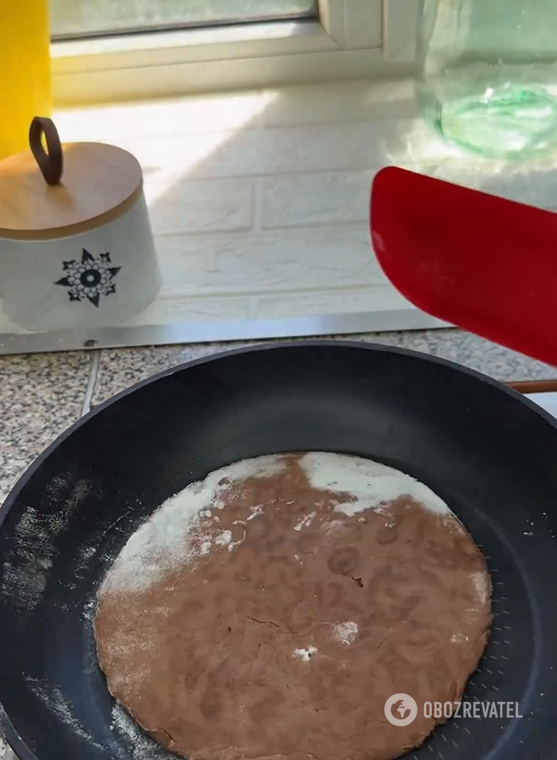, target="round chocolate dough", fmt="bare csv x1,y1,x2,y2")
95,453,492,760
